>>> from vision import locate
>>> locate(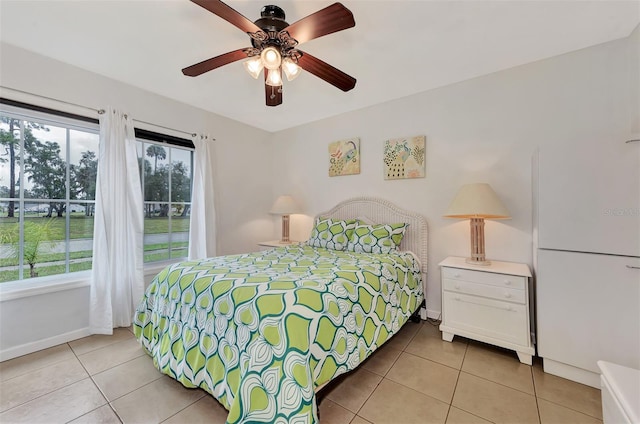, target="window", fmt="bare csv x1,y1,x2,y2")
136,134,193,263
0,104,99,283
0,101,195,284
